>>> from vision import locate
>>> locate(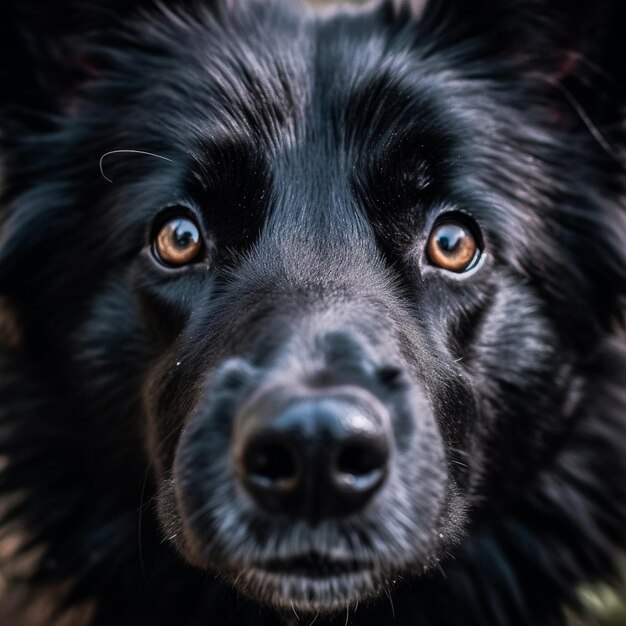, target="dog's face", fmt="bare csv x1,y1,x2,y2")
1,0,624,617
